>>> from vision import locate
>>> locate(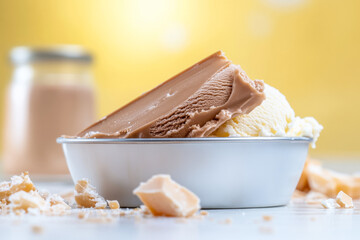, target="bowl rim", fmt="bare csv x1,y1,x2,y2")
57,136,312,144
